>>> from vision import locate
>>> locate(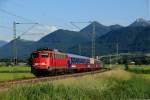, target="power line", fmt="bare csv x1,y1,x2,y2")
0,8,50,29
0,25,26,34
0,8,34,22
0,8,59,34
70,21,92,31
19,24,38,37
12,22,40,65
70,21,96,58
70,22,81,30
0,25,12,30
0,8,39,34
